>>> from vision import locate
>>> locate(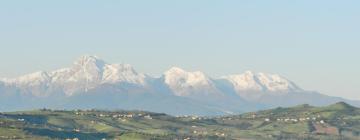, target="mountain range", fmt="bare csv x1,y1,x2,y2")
0,55,359,116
